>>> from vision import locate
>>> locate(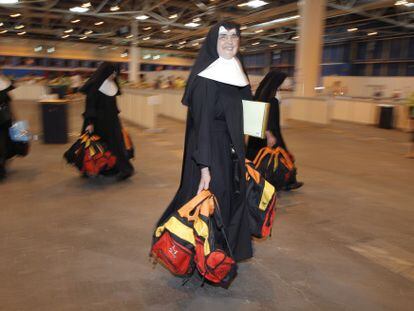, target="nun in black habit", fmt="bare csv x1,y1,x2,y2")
80,62,134,180
0,73,15,181
156,21,253,262
246,70,303,190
